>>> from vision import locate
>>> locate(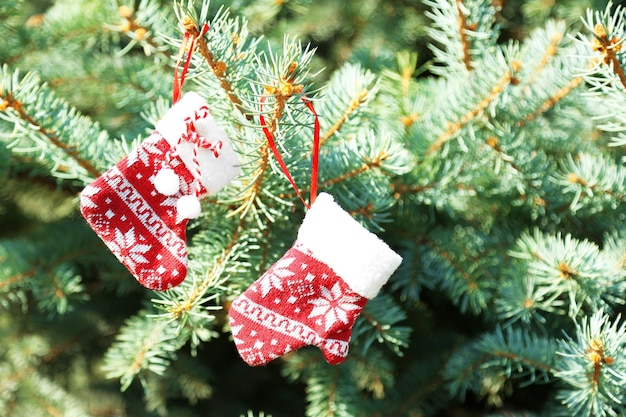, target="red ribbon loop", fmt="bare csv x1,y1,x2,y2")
259,95,320,209
173,23,209,104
